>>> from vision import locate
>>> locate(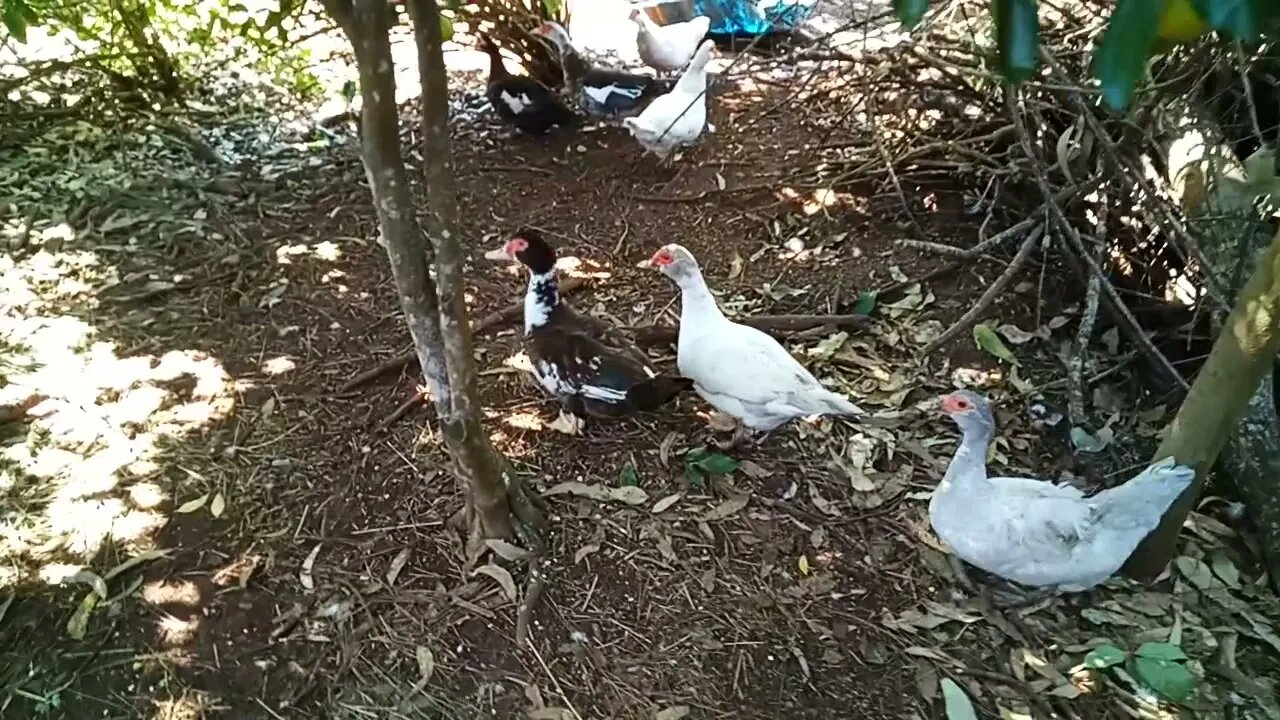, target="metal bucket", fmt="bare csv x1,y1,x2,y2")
636,0,698,26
